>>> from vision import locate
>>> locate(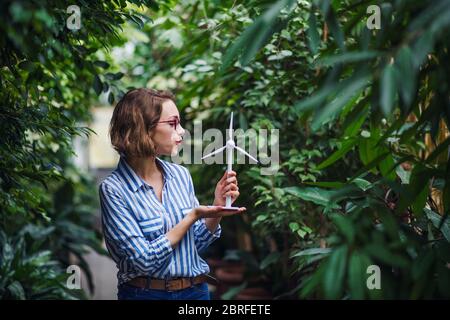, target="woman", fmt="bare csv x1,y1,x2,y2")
99,88,245,300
